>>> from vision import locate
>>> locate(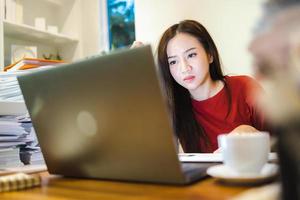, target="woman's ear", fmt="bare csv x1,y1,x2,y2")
208,54,213,64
